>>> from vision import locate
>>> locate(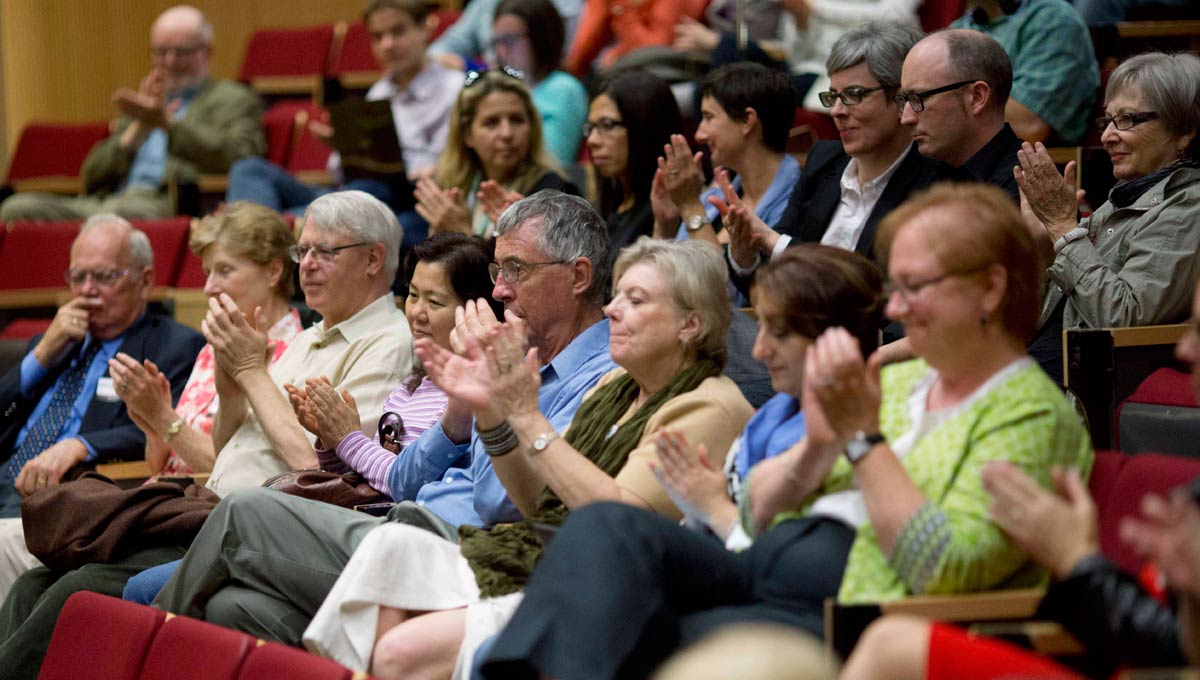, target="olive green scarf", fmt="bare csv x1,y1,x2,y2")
458,355,724,597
